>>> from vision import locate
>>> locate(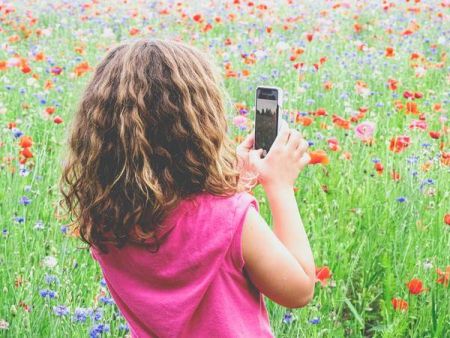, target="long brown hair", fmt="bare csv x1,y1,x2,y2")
59,38,242,254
